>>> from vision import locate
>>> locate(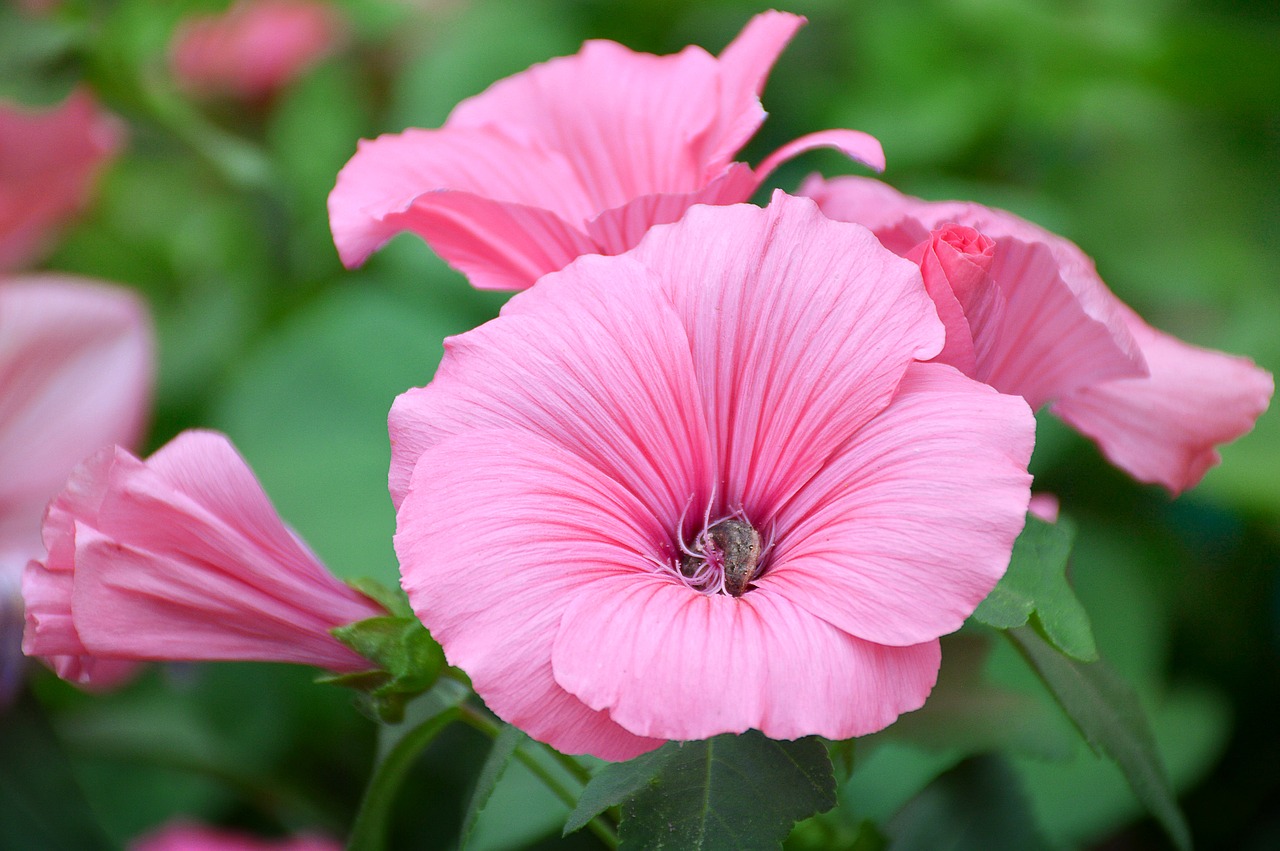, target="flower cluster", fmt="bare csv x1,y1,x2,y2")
16,9,1271,770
